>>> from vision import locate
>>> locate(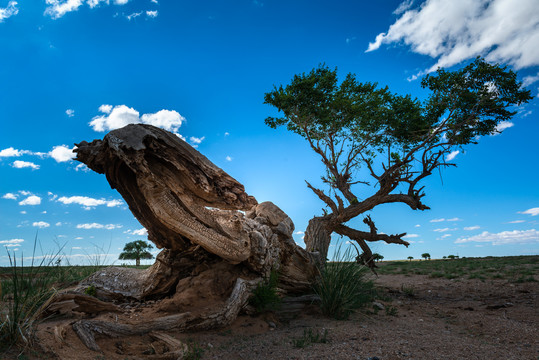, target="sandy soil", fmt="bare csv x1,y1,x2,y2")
29,273,538,360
